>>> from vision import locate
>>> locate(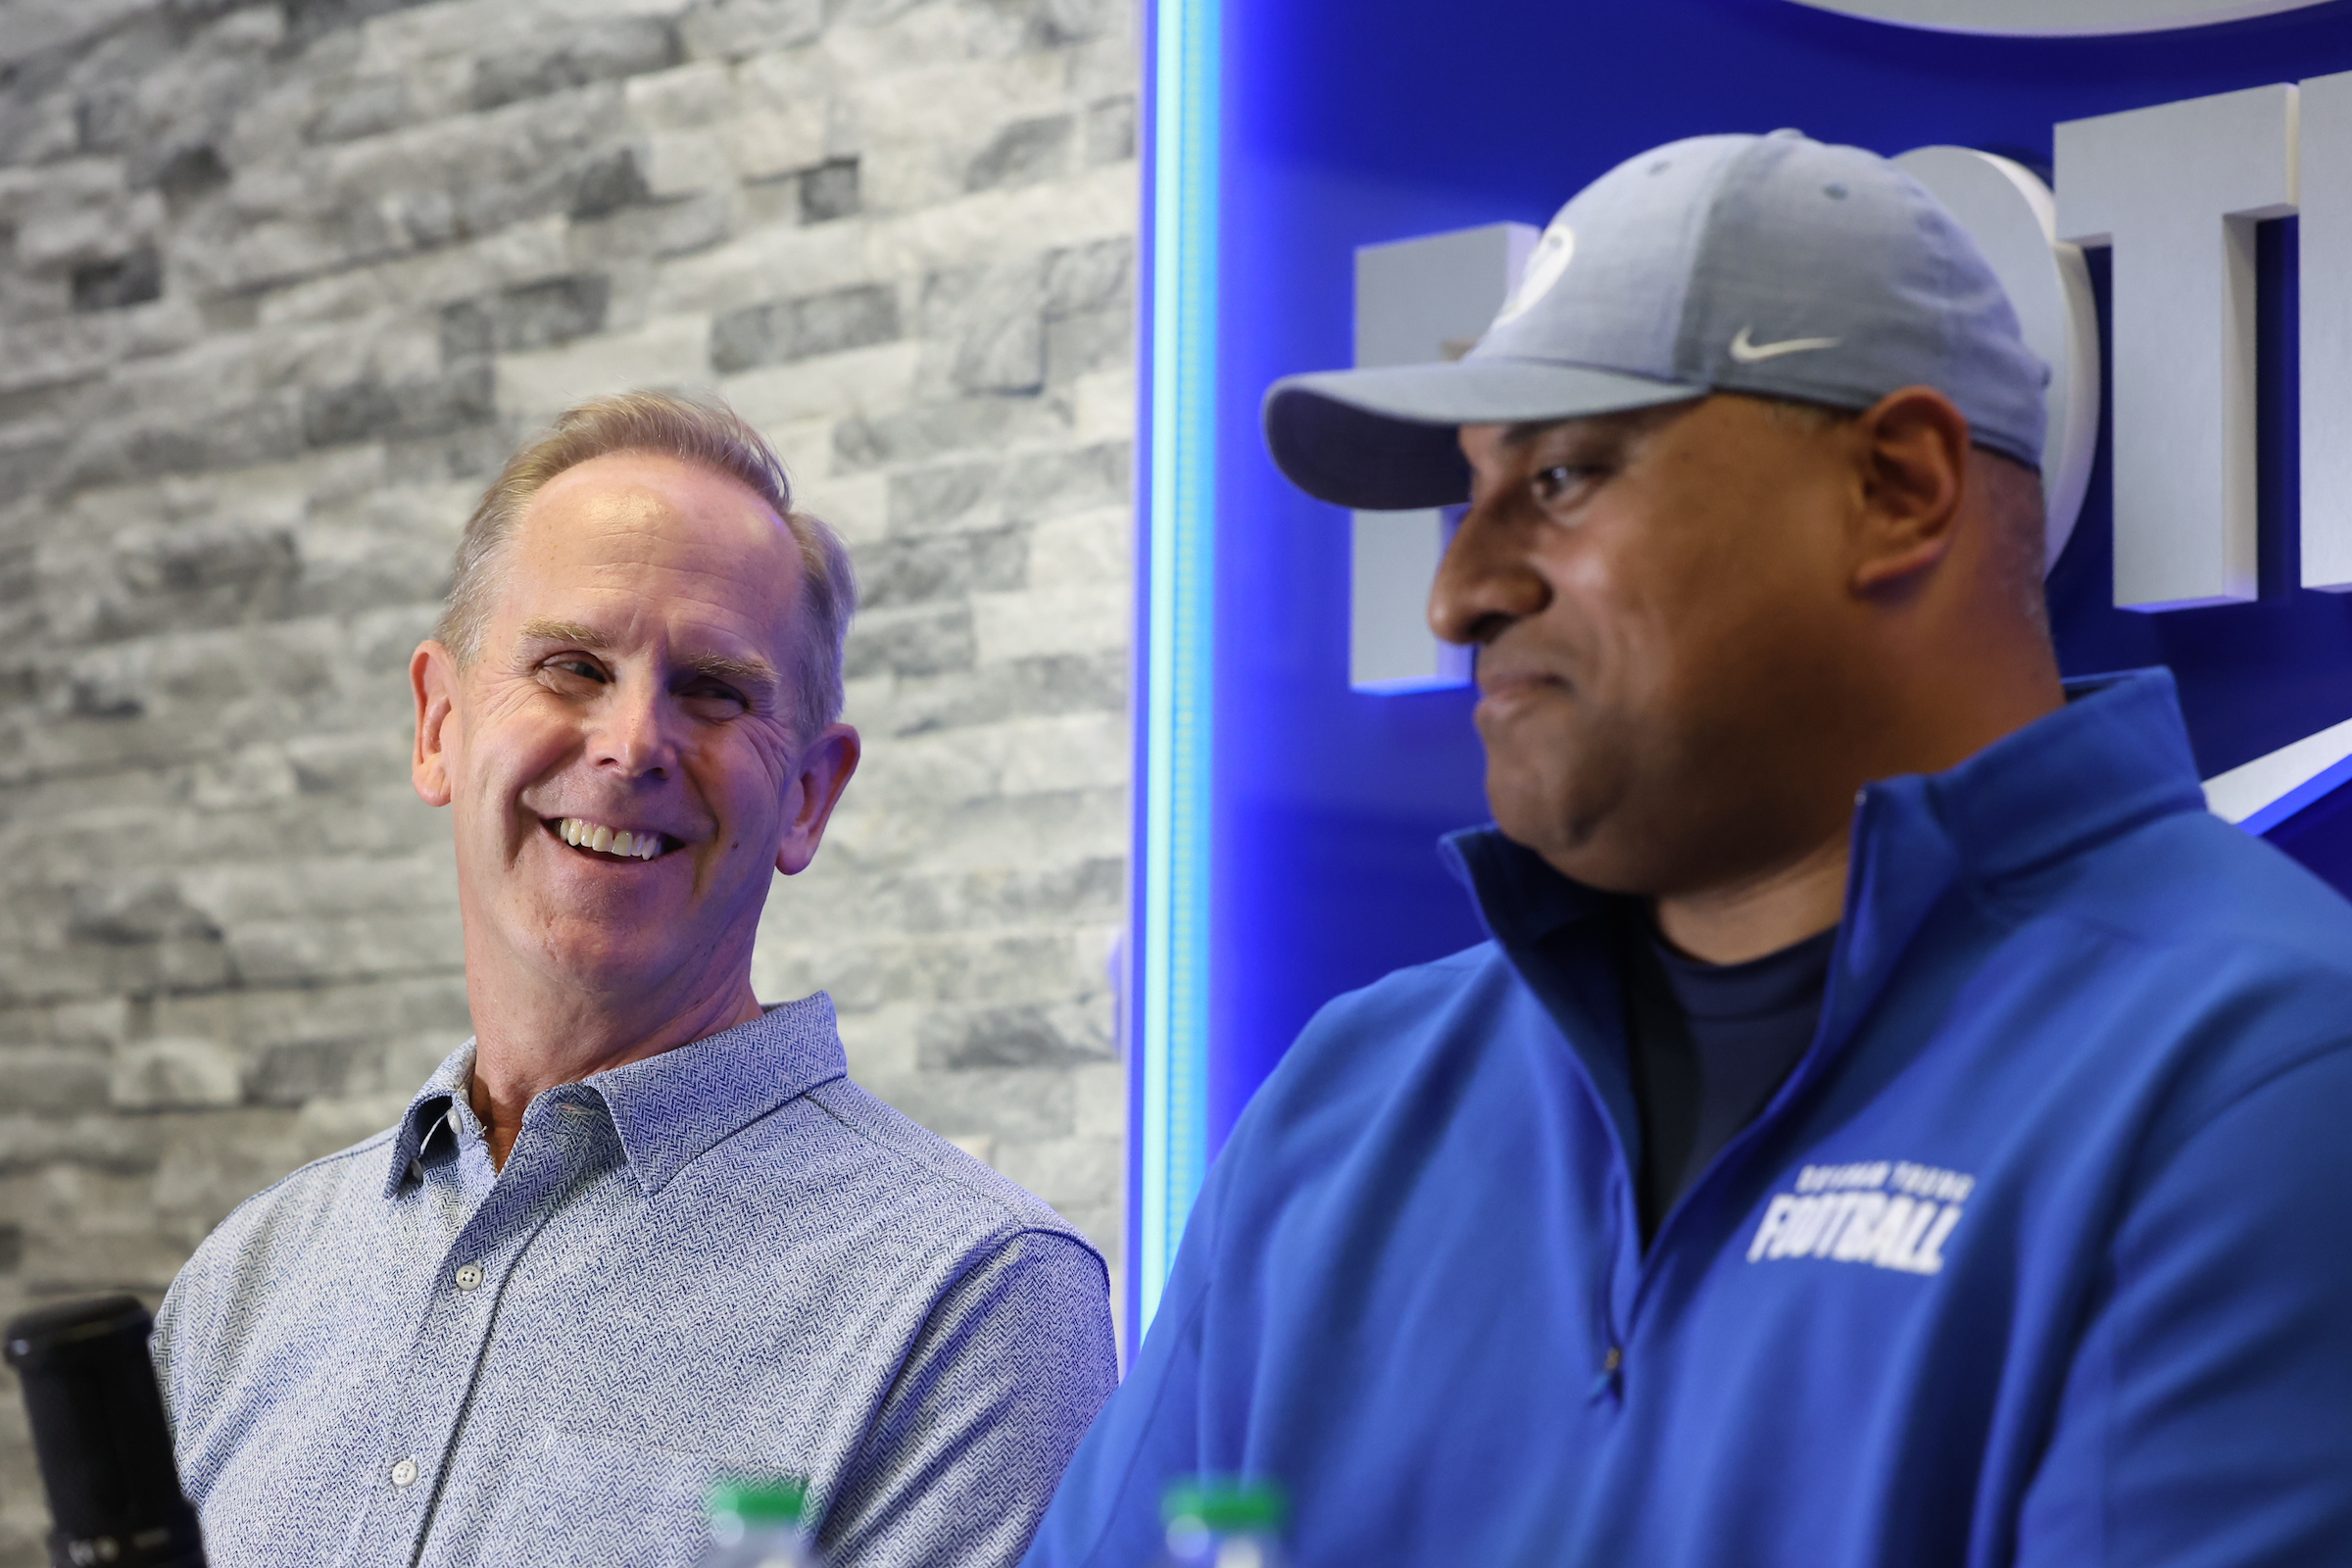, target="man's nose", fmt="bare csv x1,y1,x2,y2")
1429,495,1550,647
587,681,680,780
